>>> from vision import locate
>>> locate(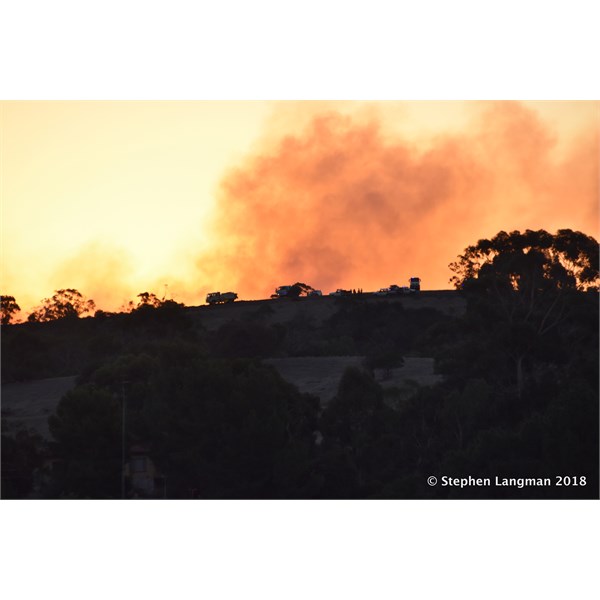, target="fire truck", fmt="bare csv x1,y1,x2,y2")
206,291,238,305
